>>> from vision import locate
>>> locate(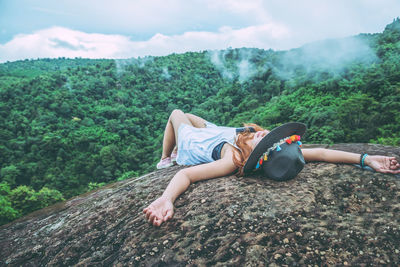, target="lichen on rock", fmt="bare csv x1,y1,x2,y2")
0,144,399,266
